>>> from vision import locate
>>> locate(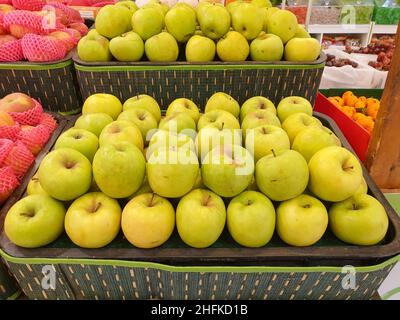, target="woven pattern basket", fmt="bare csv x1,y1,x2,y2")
0,258,19,300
